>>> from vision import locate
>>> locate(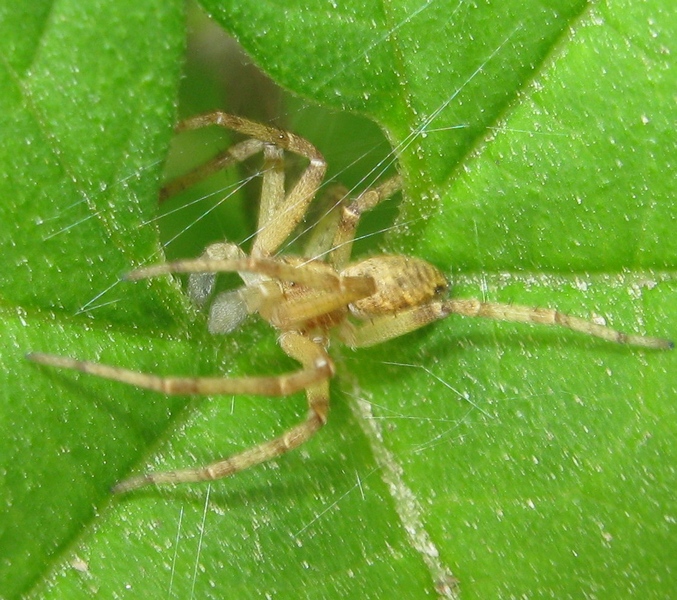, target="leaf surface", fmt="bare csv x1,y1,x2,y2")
1,0,675,598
